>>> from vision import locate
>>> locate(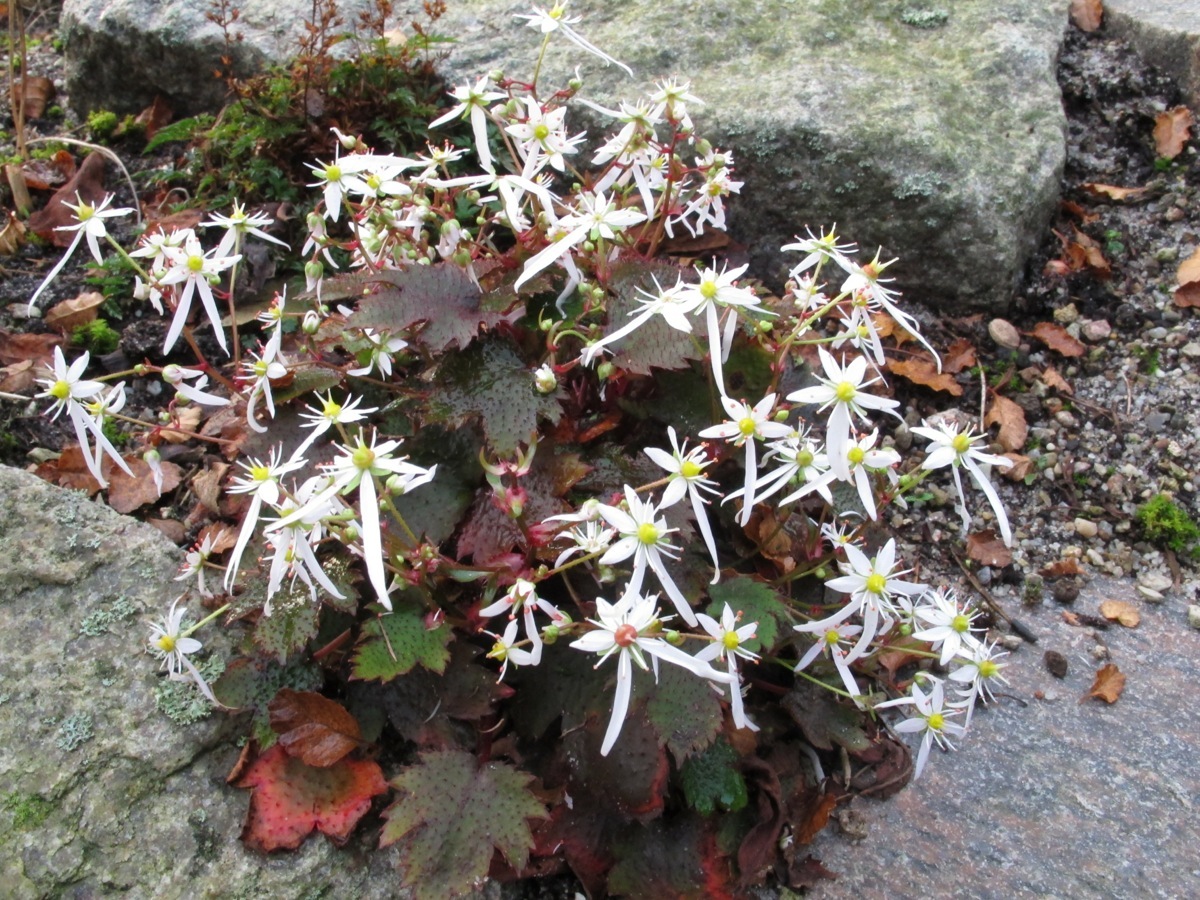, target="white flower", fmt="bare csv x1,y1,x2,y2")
80,381,133,483
504,97,585,178
486,619,538,681
224,446,307,591
838,251,941,365
203,200,289,257
176,530,225,598
671,263,770,396
644,426,722,577
597,486,695,625
694,603,760,732
162,364,230,407
698,394,791,526
820,538,927,661
28,192,134,312
552,519,616,568
290,392,378,463
308,151,372,222
781,227,857,280
262,488,346,612
347,329,408,378
240,339,289,434
533,362,558,394
147,596,219,705
875,678,965,779
515,2,633,77
734,429,837,510
949,639,1010,725
569,588,728,755
912,588,983,666
649,77,702,129
158,232,241,355
793,620,864,698
478,578,562,658
429,75,507,173
912,419,1014,546
833,429,900,521
786,347,899,474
